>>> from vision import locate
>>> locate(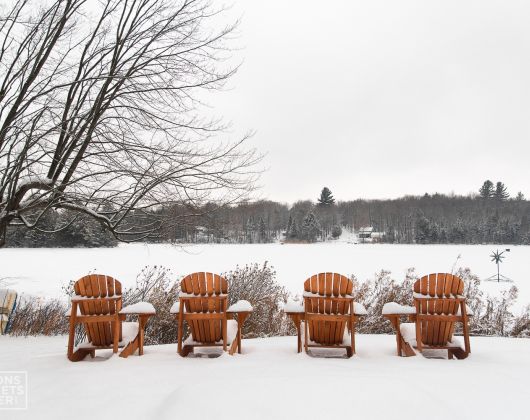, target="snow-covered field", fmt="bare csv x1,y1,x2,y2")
1,334,529,419
0,243,528,308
